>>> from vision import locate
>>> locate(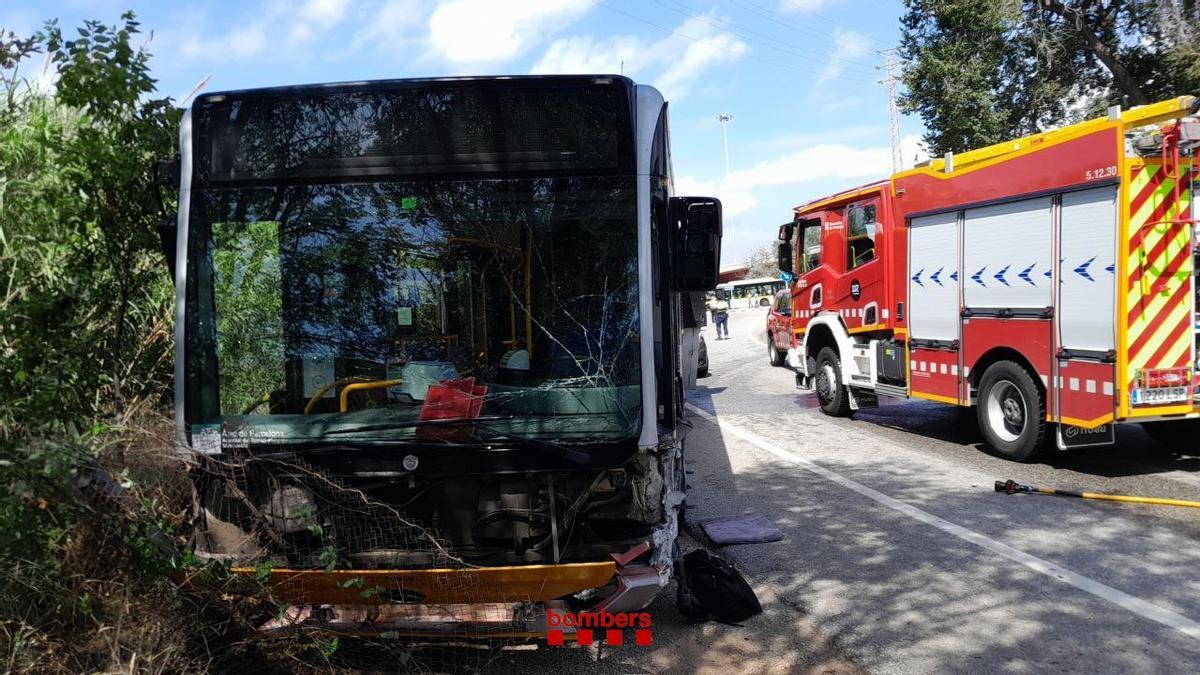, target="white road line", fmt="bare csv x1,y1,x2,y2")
684,402,1200,641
